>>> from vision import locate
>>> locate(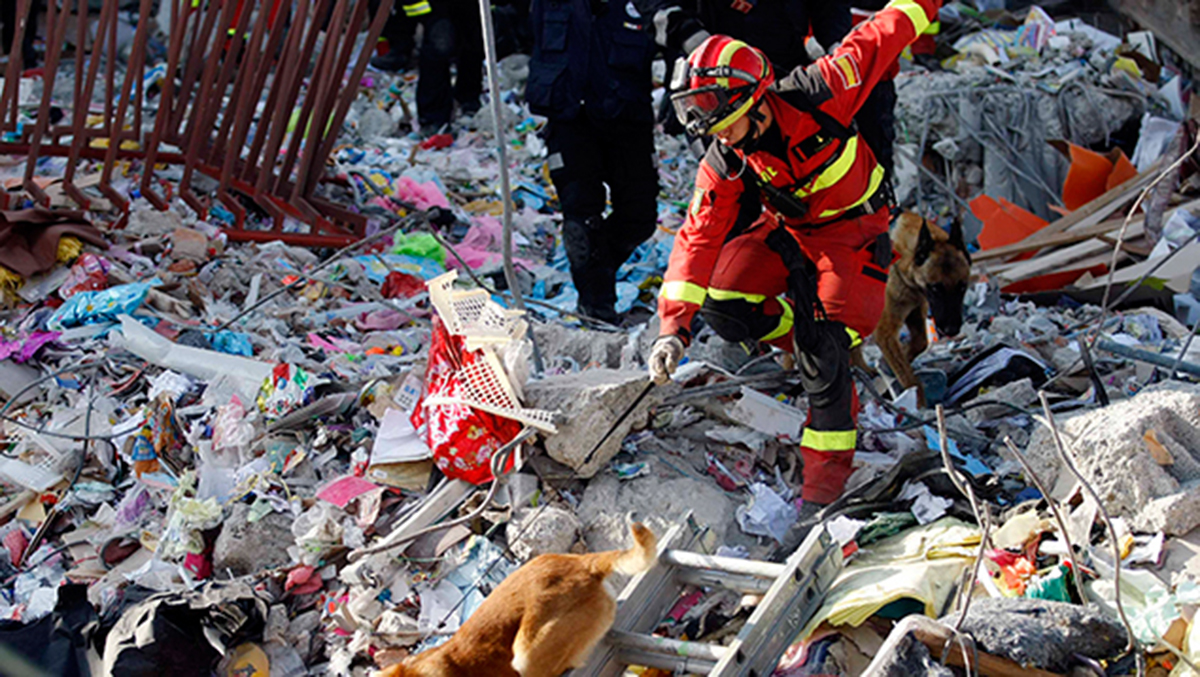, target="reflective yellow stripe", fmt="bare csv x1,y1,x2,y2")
709,98,755,135
707,288,766,304
846,326,862,349
714,39,749,89
761,296,794,341
796,136,860,199
887,0,932,36
661,280,707,305
924,20,941,35
801,428,857,451
403,1,432,15
817,164,885,219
